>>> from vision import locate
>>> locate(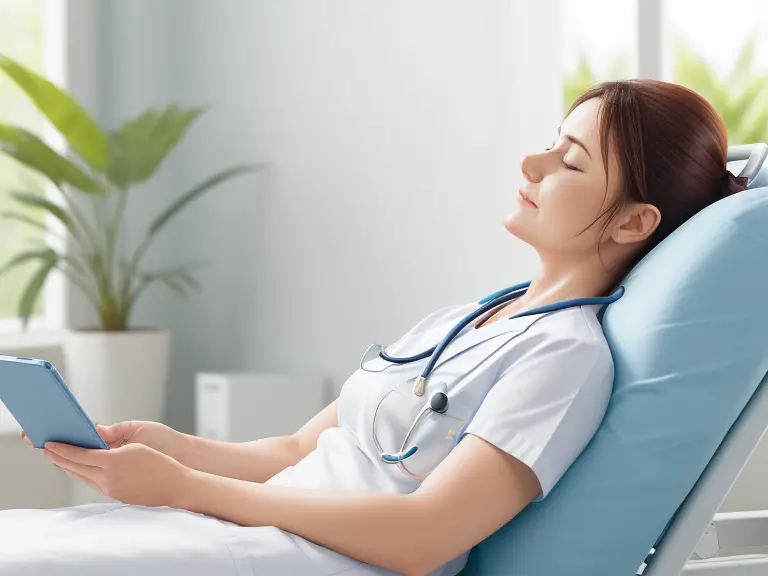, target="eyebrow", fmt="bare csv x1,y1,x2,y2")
557,127,592,159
